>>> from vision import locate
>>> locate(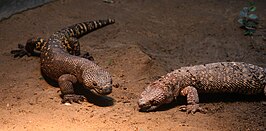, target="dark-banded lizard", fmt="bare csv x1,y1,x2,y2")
138,62,266,114
11,19,115,103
